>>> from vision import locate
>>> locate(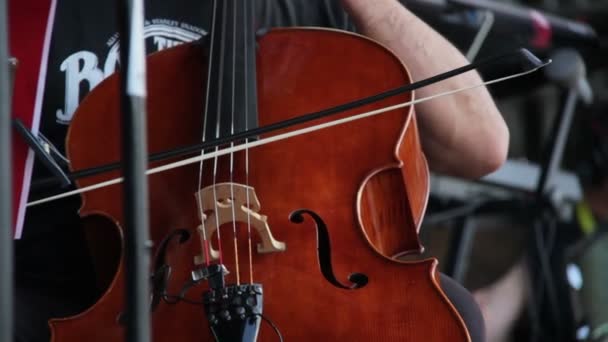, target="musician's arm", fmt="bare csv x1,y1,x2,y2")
341,0,509,179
